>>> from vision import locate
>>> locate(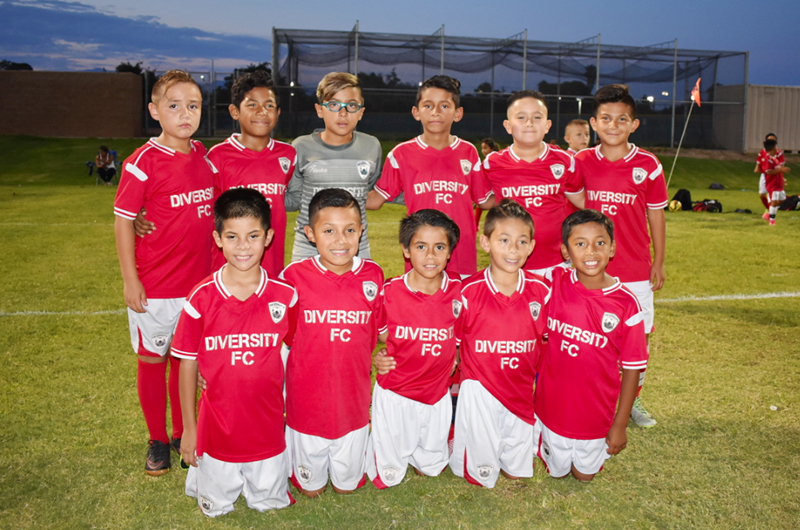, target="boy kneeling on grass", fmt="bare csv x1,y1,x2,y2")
534,209,647,481
173,188,298,517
